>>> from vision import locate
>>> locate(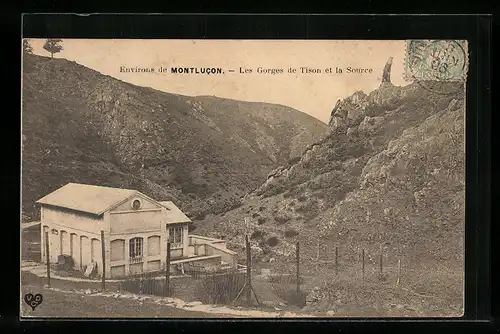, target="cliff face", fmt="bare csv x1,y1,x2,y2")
21,54,327,220
196,58,465,314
